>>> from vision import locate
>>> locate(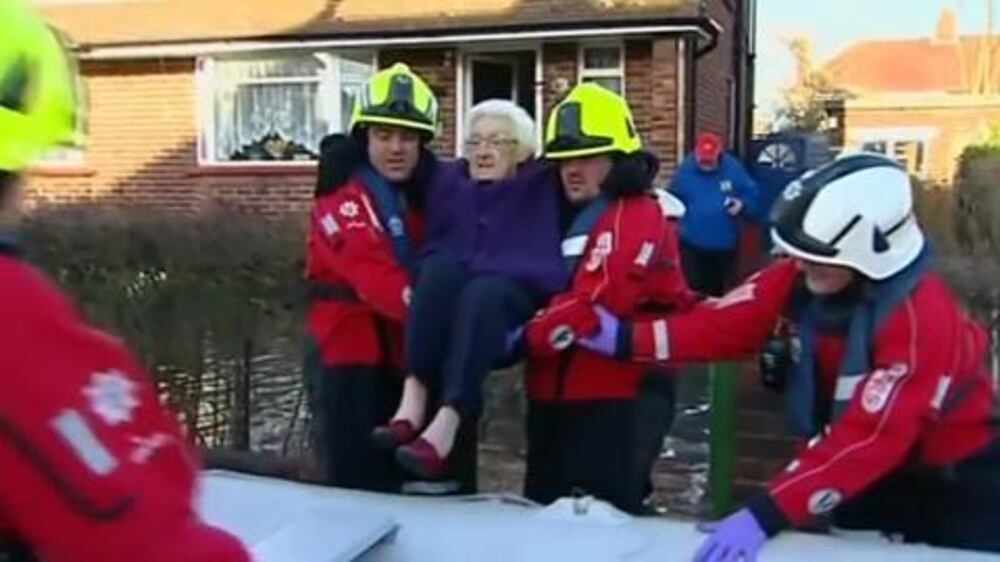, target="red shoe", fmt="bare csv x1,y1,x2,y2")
396,437,448,480
371,419,418,451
